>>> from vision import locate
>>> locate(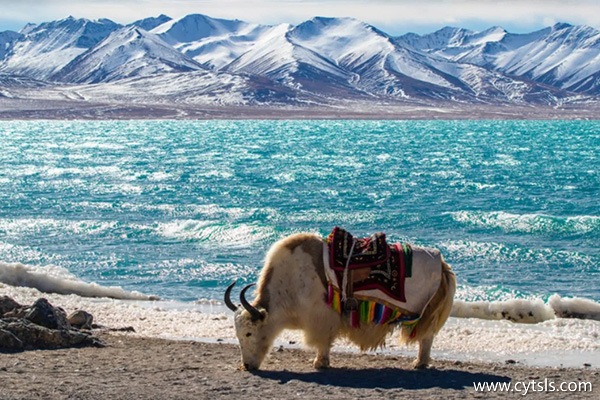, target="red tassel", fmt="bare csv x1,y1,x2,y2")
409,326,417,339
